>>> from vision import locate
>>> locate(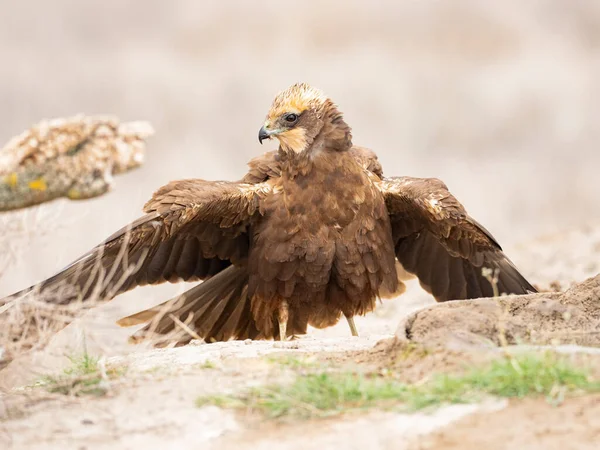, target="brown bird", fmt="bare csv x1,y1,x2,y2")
5,83,536,345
